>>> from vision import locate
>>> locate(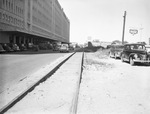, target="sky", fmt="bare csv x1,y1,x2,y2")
58,0,150,44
